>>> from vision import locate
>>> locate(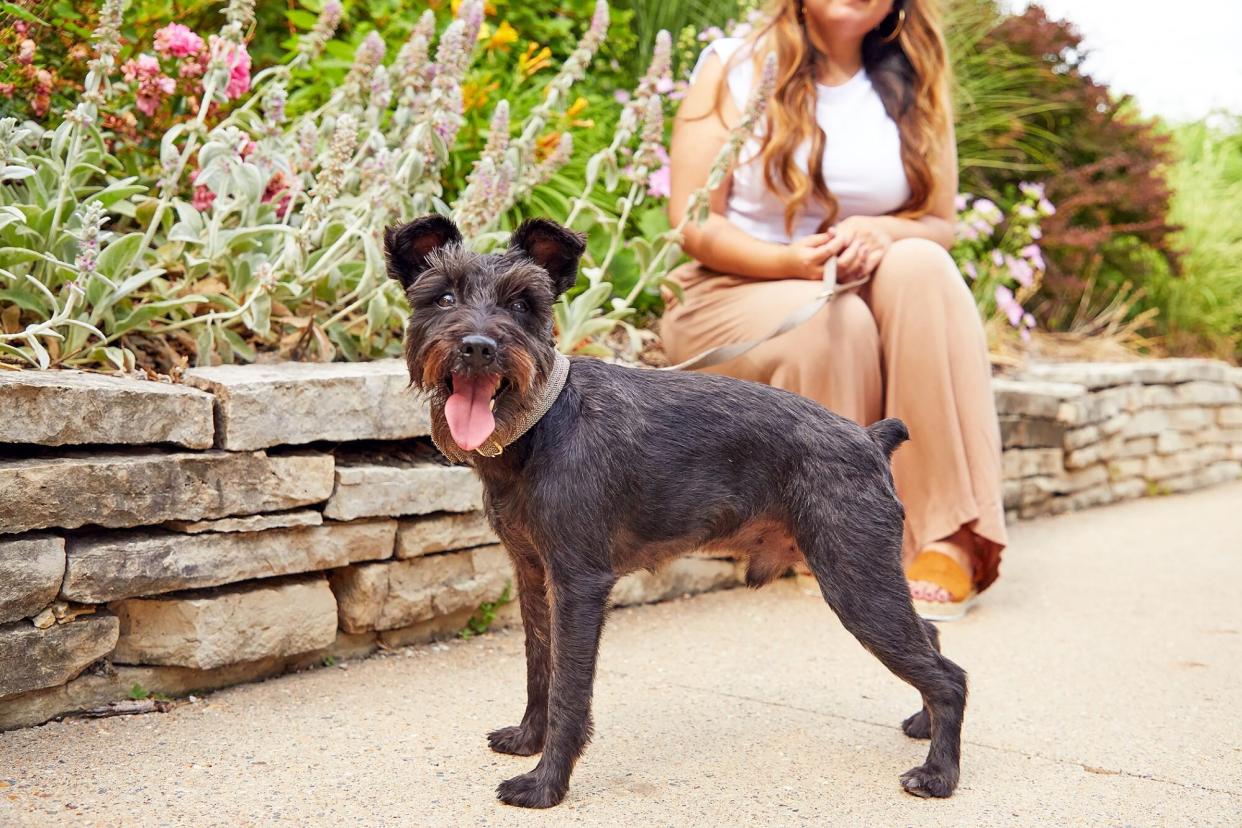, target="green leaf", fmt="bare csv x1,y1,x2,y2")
285,8,318,28
88,181,147,208
25,334,50,369
366,290,389,337
0,248,43,267
0,2,48,25
194,324,215,367
95,233,145,280
220,328,256,362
